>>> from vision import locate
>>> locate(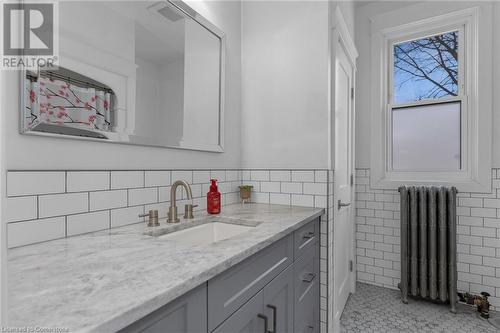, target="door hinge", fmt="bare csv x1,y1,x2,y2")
350,174,354,186
351,87,354,99
349,260,353,272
